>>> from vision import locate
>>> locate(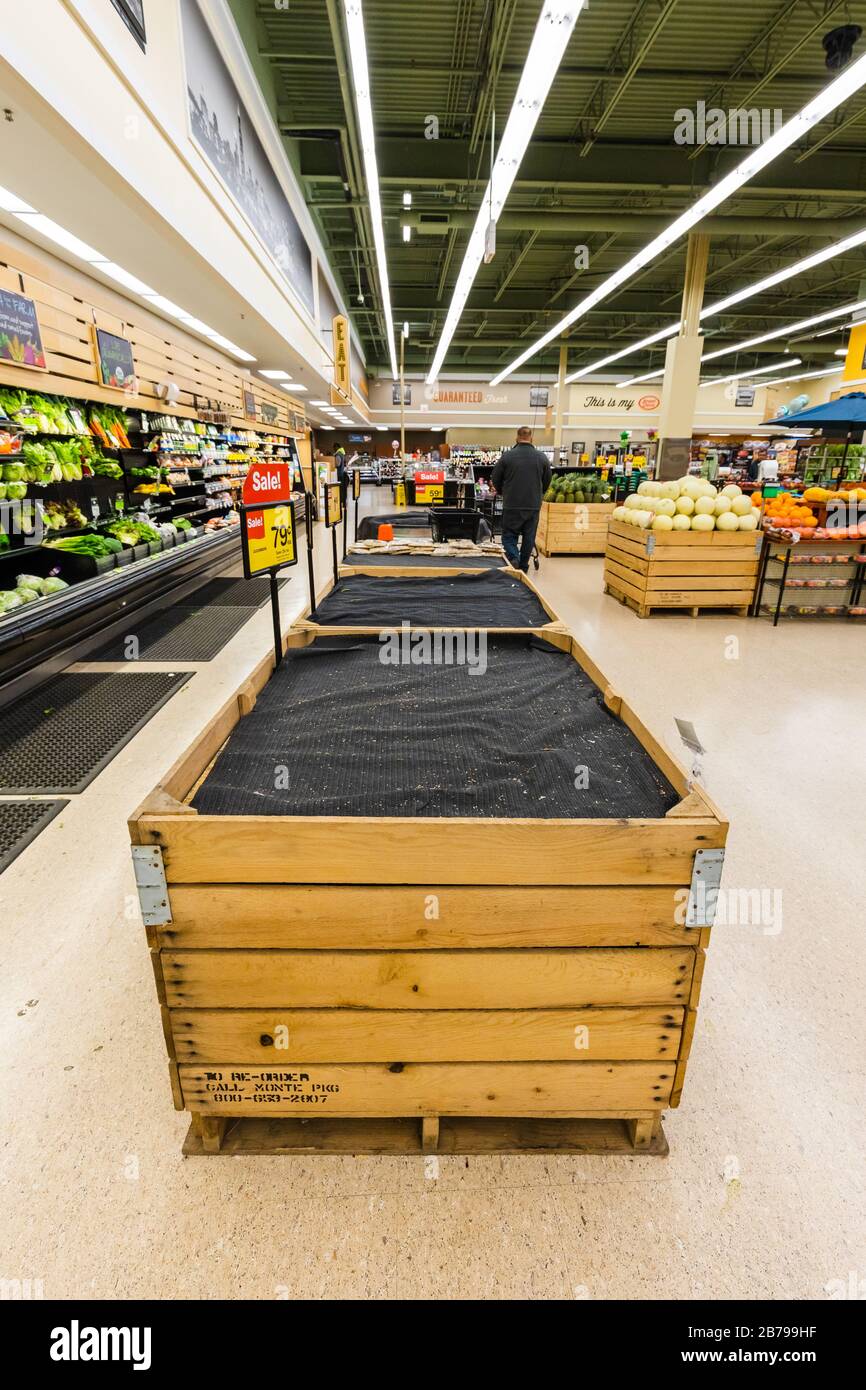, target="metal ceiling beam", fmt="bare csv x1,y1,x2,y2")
575,0,680,158
404,210,866,237
688,0,850,161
